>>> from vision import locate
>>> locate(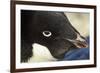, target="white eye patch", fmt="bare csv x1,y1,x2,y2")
42,31,52,37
